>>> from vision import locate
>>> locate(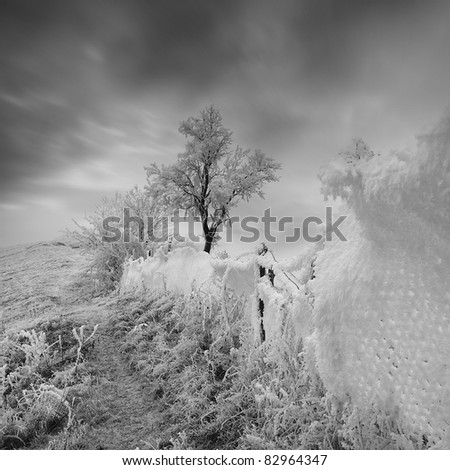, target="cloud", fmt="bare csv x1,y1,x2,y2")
1,0,450,249
0,0,248,198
